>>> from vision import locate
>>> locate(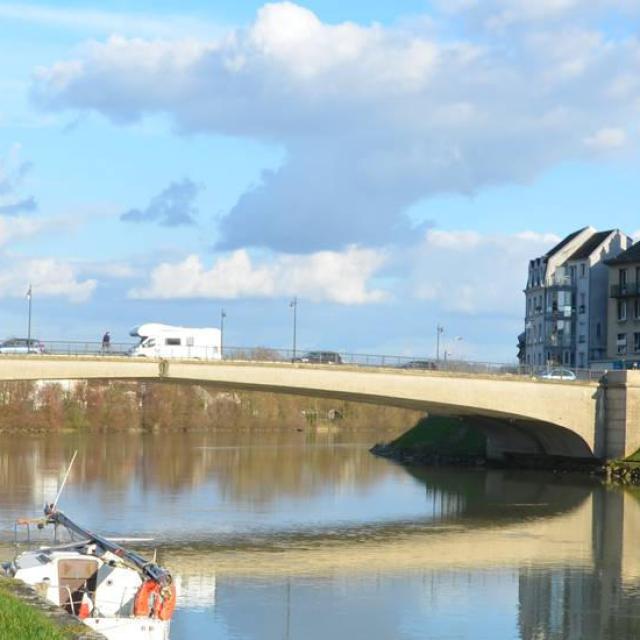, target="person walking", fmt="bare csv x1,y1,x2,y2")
101,331,111,353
